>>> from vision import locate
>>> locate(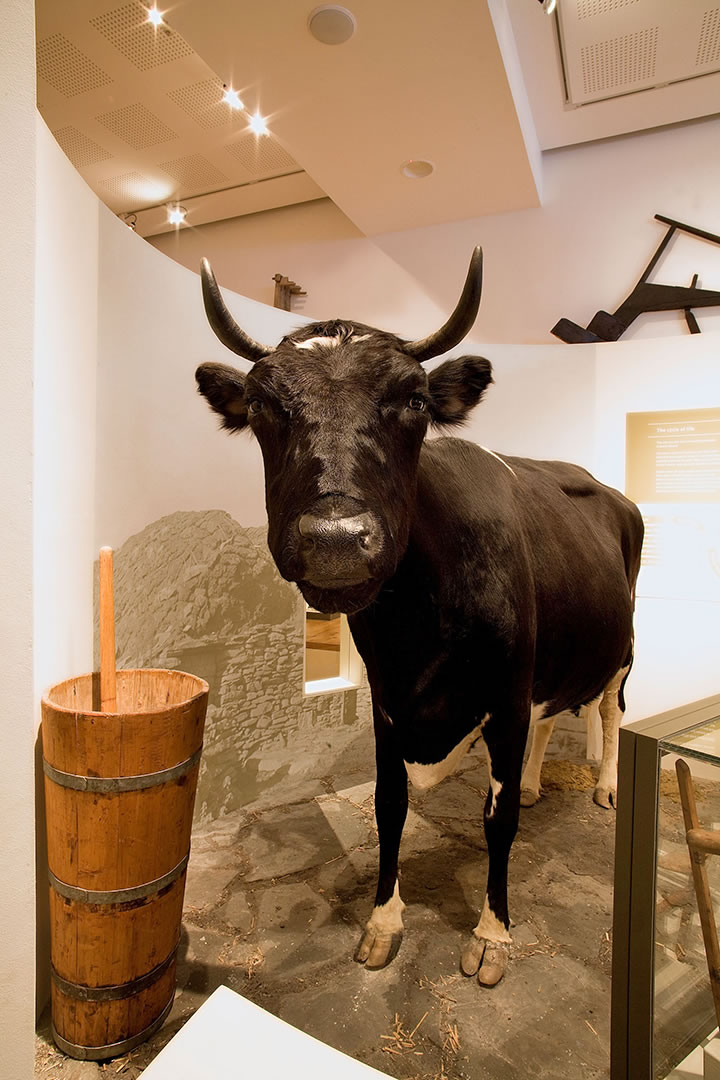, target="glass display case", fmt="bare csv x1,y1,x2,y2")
612,695,720,1080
